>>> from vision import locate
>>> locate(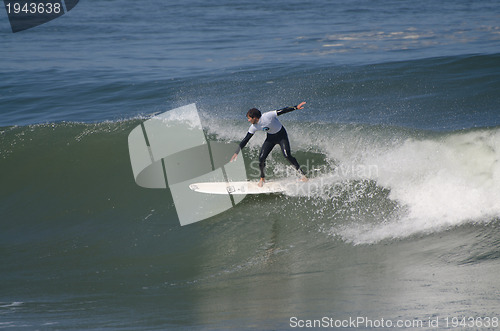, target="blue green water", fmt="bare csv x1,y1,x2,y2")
1,0,500,329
